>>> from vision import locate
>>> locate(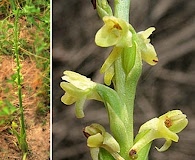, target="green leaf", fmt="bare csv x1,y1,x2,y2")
0,100,18,116
96,84,123,117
